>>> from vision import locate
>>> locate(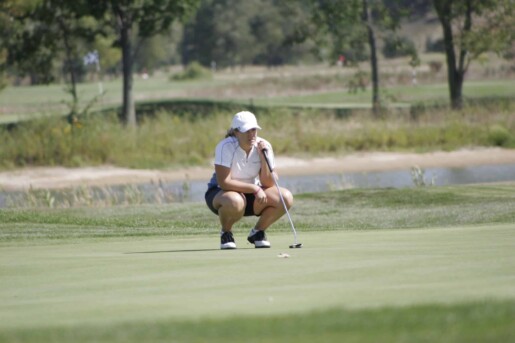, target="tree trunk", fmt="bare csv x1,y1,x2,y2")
60,24,79,121
362,0,380,114
434,0,464,109
118,10,136,127
55,13,78,121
